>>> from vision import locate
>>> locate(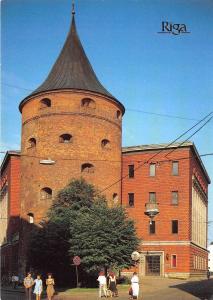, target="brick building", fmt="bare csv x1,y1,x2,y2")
1,10,210,279
122,143,210,278
0,151,21,277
